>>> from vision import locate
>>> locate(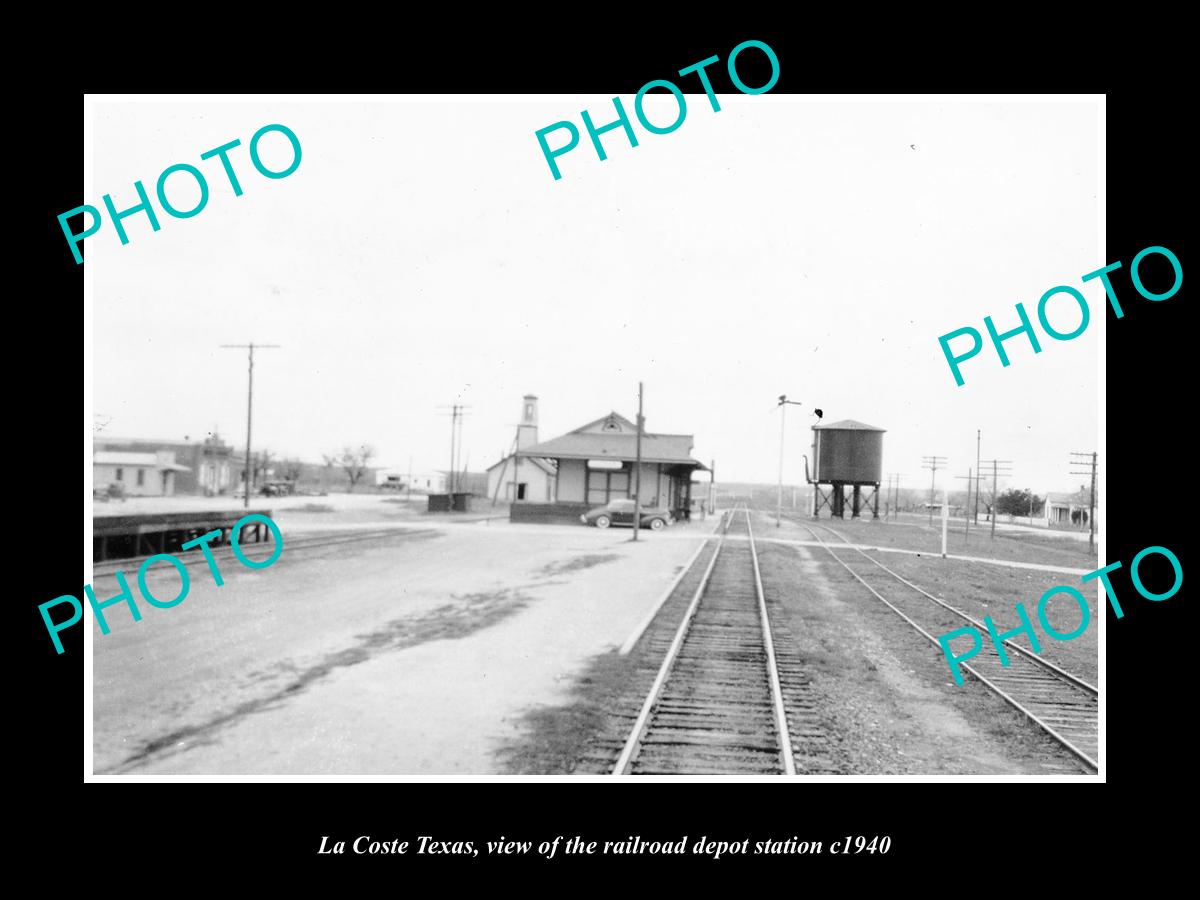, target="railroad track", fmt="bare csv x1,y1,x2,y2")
796,518,1098,771
612,505,805,775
